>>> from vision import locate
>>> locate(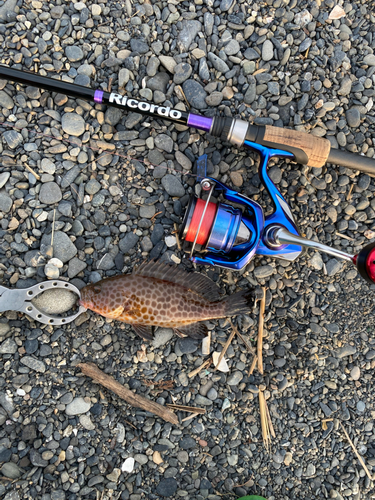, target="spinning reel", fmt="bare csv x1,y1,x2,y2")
179,142,375,284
